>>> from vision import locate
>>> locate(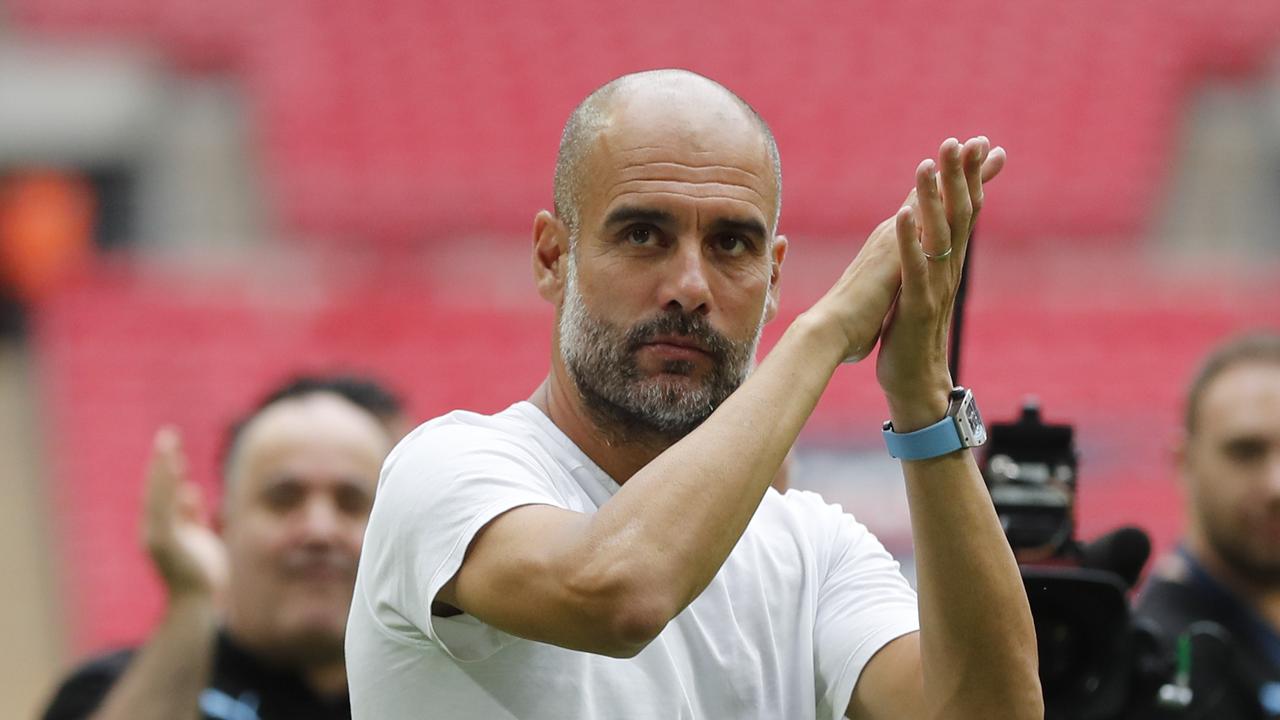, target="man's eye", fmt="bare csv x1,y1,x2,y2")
336,485,373,516
1224,439,1267,463
717,235,749,256
262,483,304,511
626,225,656,246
